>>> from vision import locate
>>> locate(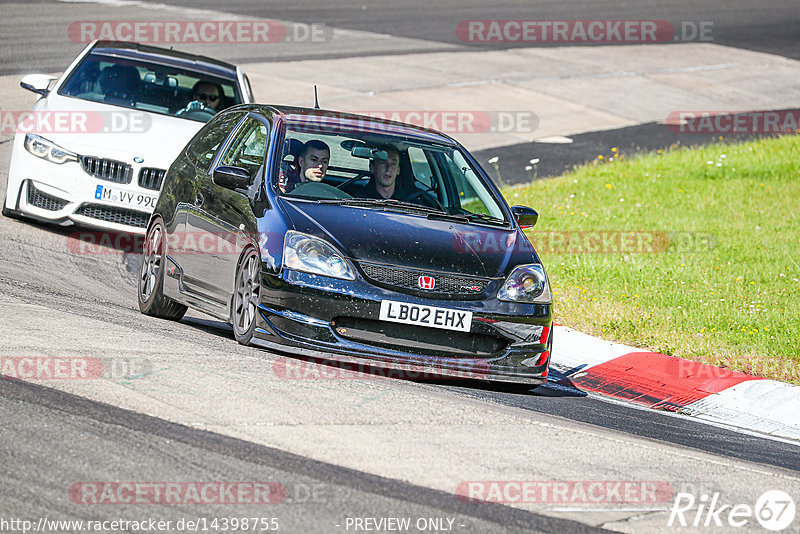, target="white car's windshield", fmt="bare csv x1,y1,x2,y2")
58,52,242,122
